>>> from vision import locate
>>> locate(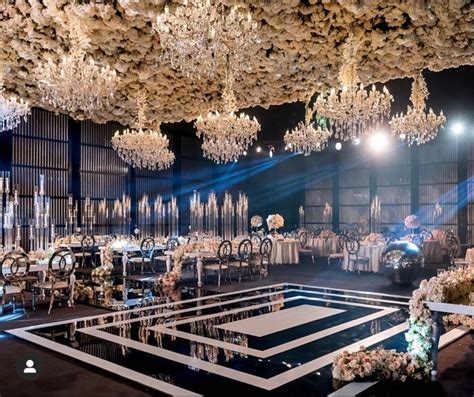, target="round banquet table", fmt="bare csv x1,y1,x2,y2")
307,237,338,257
422,240,443,263
465,248,474,264
270,240,300,265
342,243,385,273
